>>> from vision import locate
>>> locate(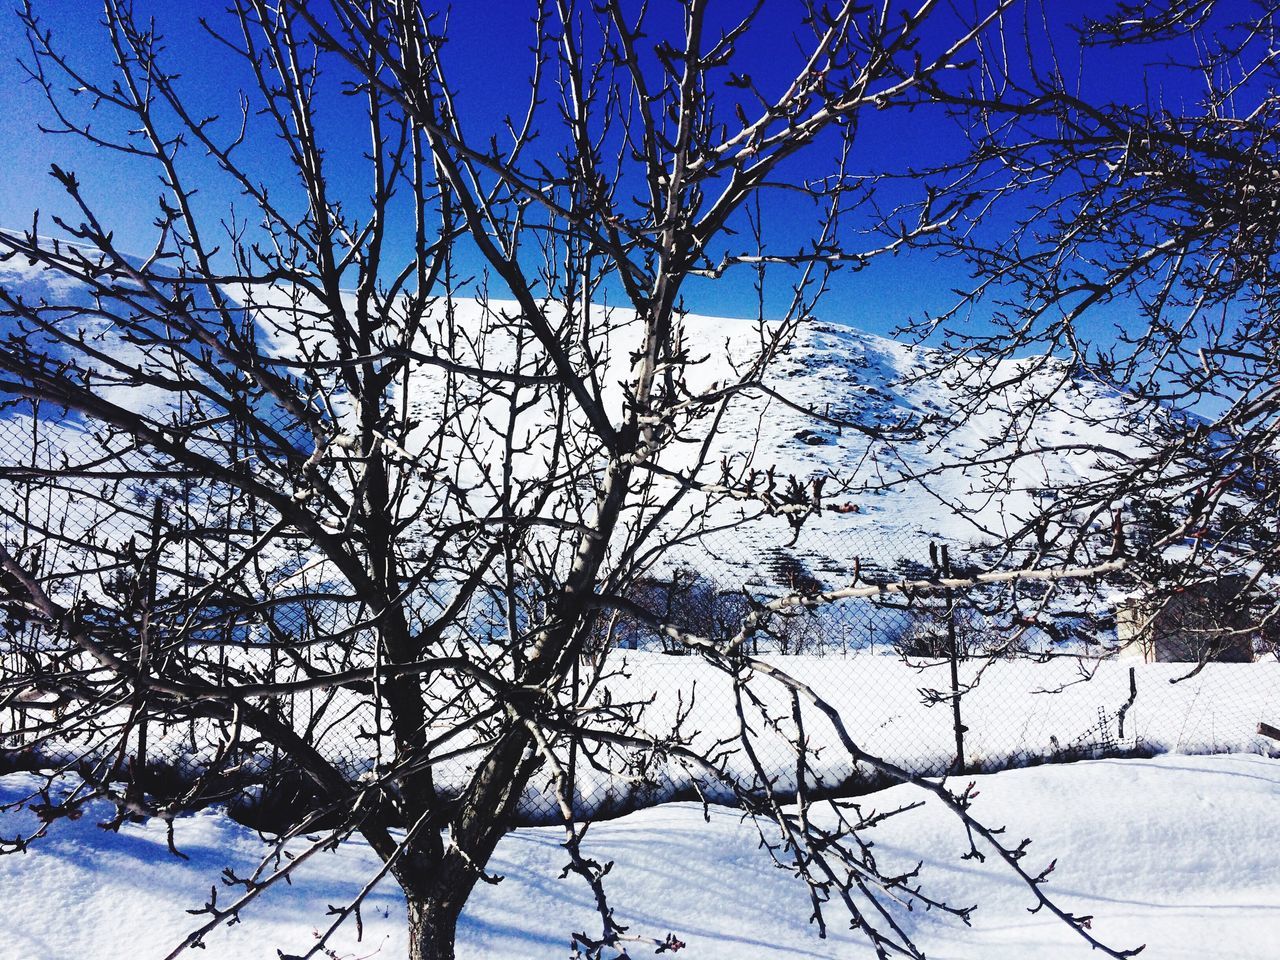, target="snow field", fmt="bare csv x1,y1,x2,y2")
556,653,1280,815
1,753,1277,959
8,652,1277,822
